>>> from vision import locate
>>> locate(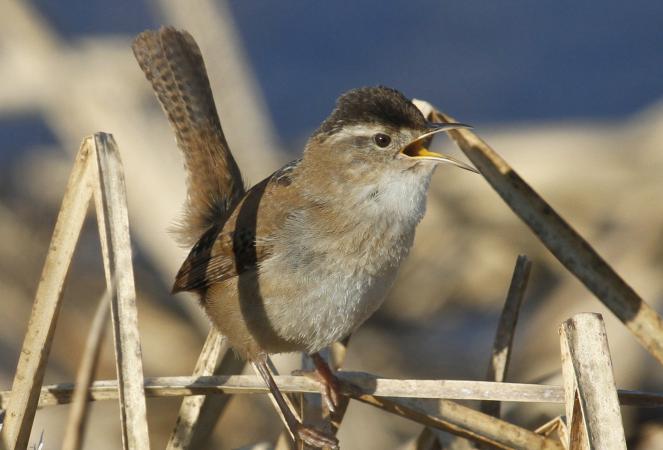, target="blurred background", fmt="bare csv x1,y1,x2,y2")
1,1,662,448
